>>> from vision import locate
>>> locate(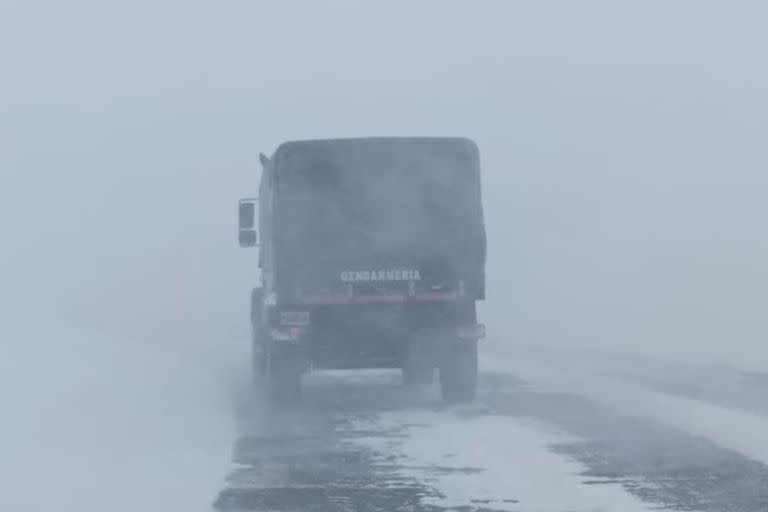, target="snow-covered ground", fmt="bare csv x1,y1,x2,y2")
482,342,768,467
0,323,241,512
349,409,652,512
5,321,768,512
